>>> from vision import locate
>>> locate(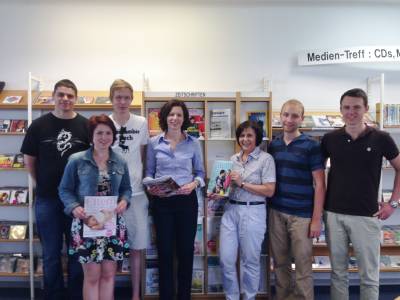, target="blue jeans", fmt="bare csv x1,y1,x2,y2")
35,196,83,300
